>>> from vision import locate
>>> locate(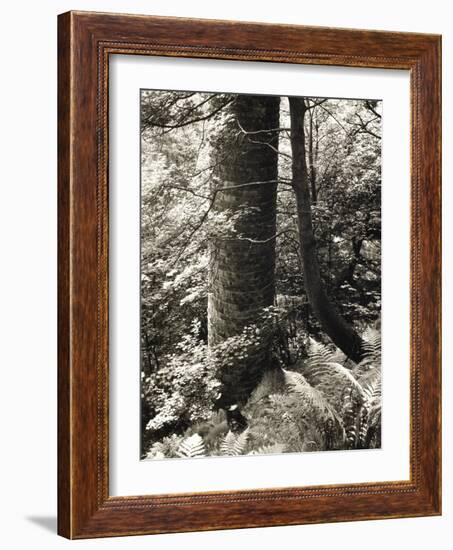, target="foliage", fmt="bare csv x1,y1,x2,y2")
140,90,382,458
143,321,221,436
145,329,381,458
176,433,207,459
275,99,381,333
220,429,250,456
